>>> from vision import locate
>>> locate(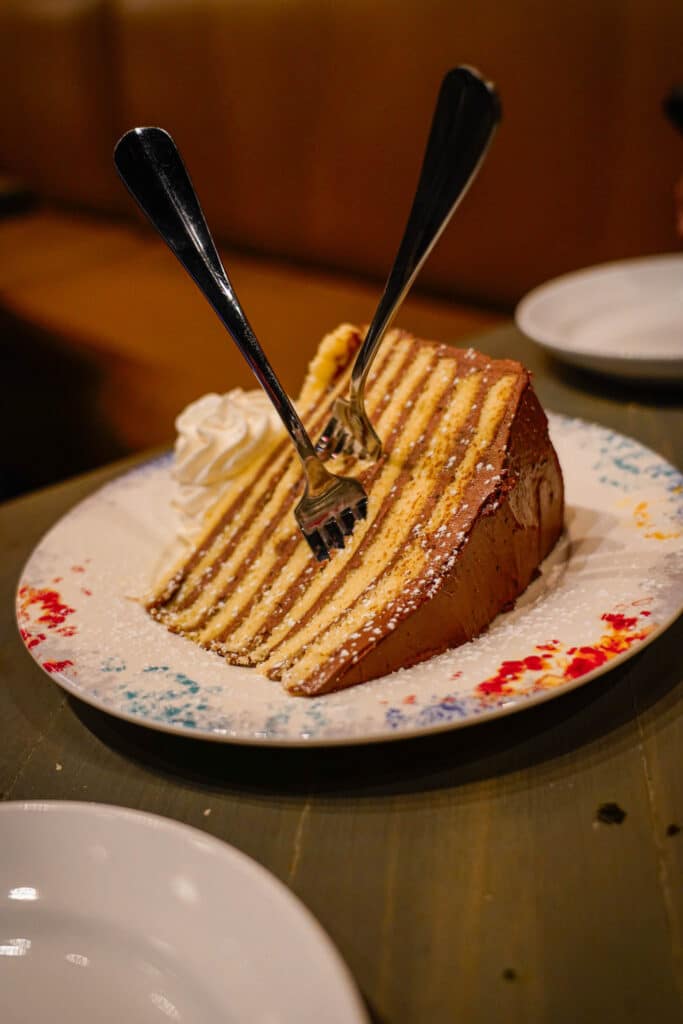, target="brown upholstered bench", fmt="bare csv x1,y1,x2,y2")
0,0,680,496
0,207,501,448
